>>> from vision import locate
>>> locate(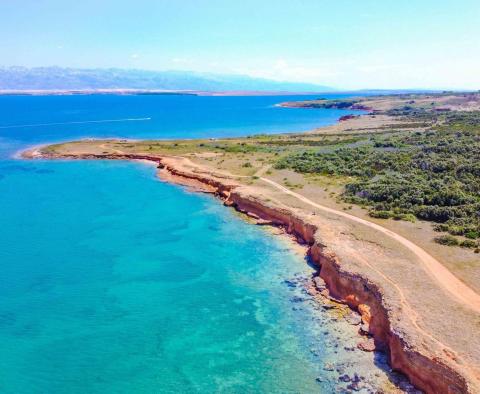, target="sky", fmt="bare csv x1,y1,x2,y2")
1,0,480,90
